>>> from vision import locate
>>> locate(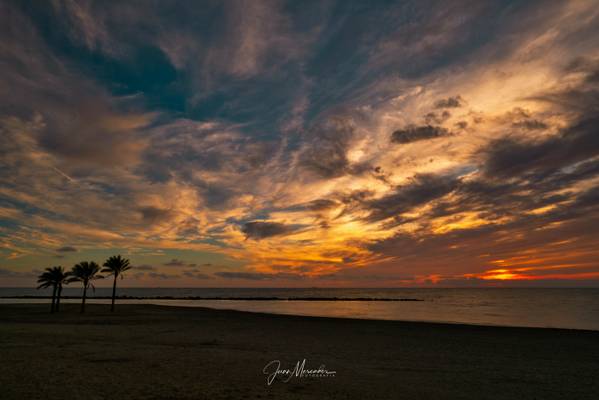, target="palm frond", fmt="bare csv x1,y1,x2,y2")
68,261,103,286
102,255,131,277
36,266,68,289
36,282,52,290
